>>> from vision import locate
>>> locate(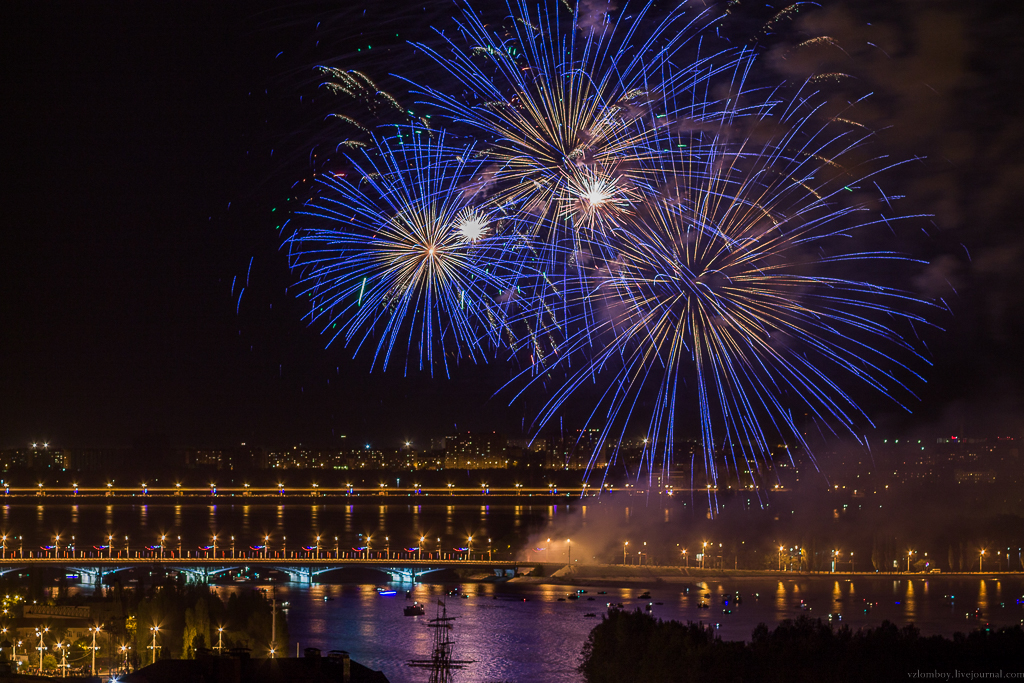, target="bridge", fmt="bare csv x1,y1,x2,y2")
0,557,566,584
